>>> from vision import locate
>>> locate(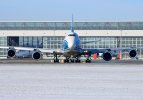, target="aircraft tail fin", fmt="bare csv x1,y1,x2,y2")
71,14,74,32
